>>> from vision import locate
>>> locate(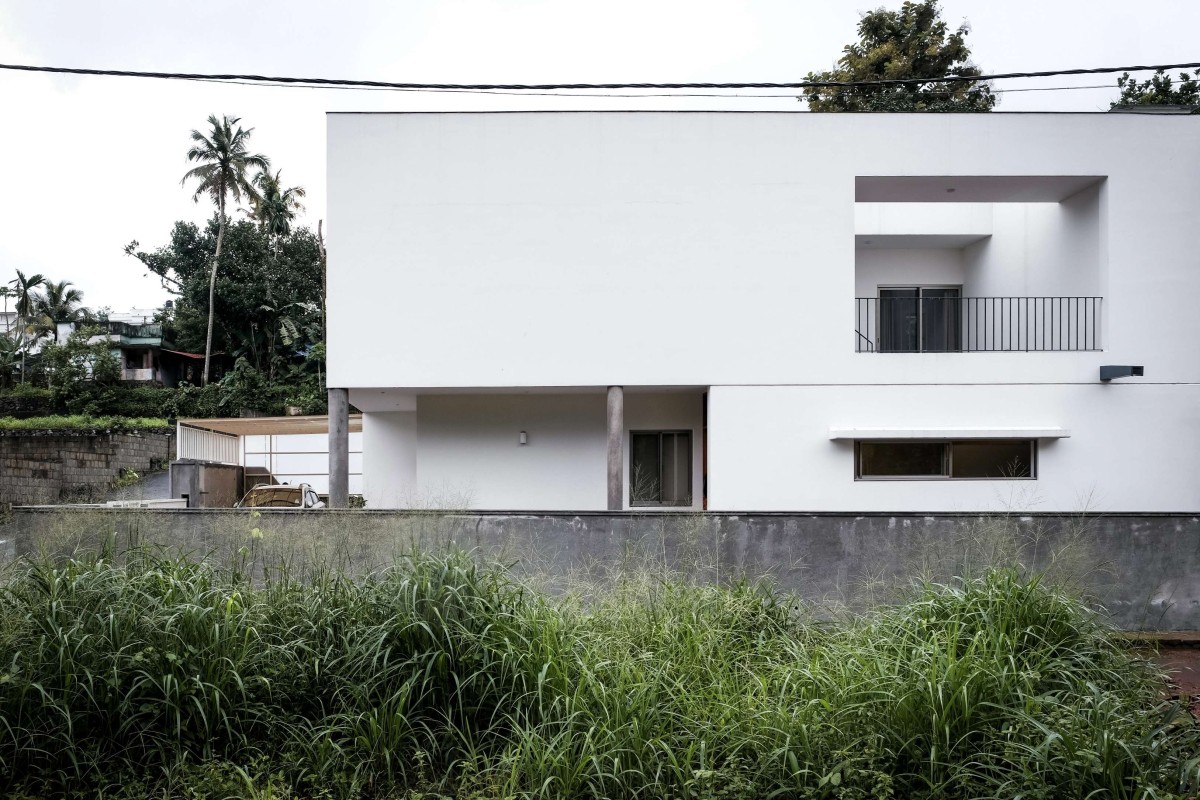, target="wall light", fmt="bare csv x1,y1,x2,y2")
519,431,528,445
